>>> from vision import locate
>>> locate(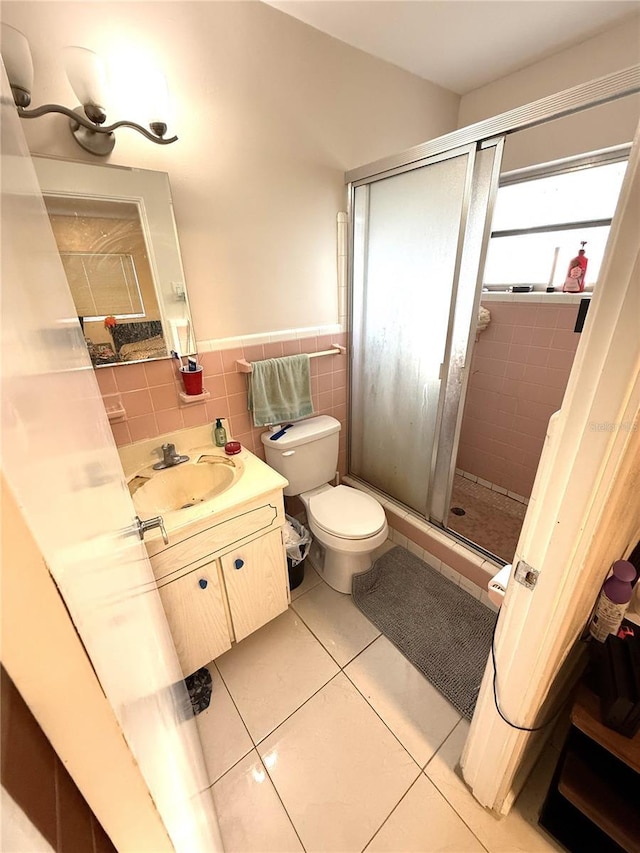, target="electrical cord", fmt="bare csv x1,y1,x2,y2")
490,615,565,732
